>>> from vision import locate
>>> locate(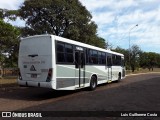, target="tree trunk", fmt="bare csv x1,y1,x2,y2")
0,67,2,78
